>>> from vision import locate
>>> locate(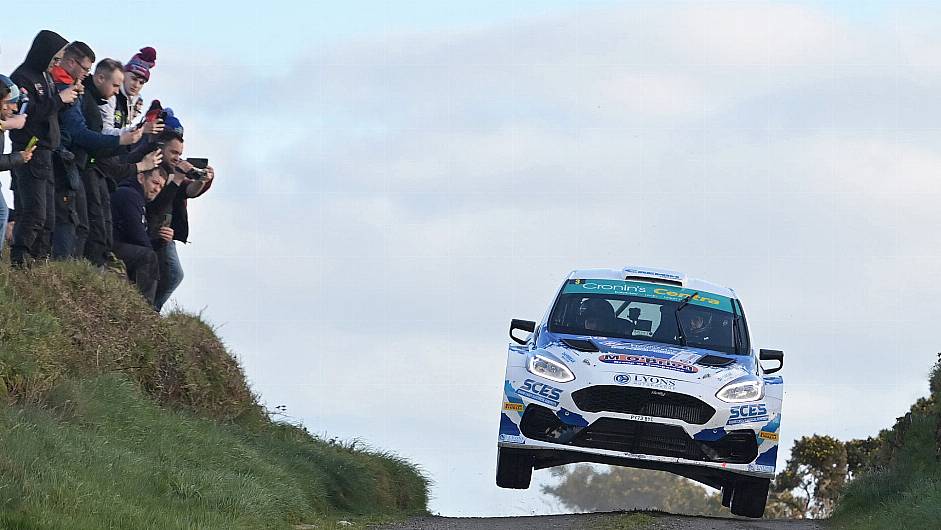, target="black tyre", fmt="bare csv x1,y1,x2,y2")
495,448,533,489
730,477,770,518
